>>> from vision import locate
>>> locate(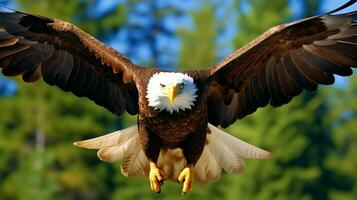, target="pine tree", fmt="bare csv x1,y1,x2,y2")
325,75,357,200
